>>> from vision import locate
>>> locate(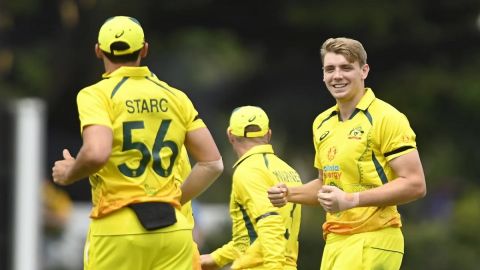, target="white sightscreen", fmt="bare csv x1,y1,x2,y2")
12,98,45,270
